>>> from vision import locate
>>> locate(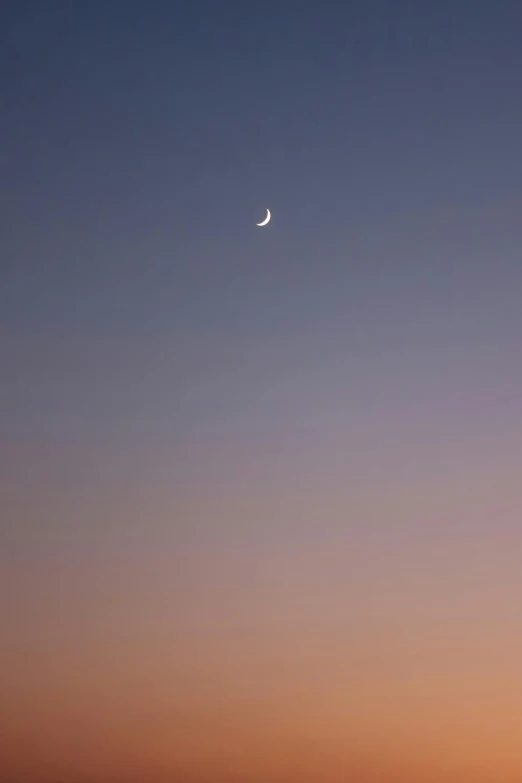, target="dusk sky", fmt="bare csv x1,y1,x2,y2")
2,2,522,781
